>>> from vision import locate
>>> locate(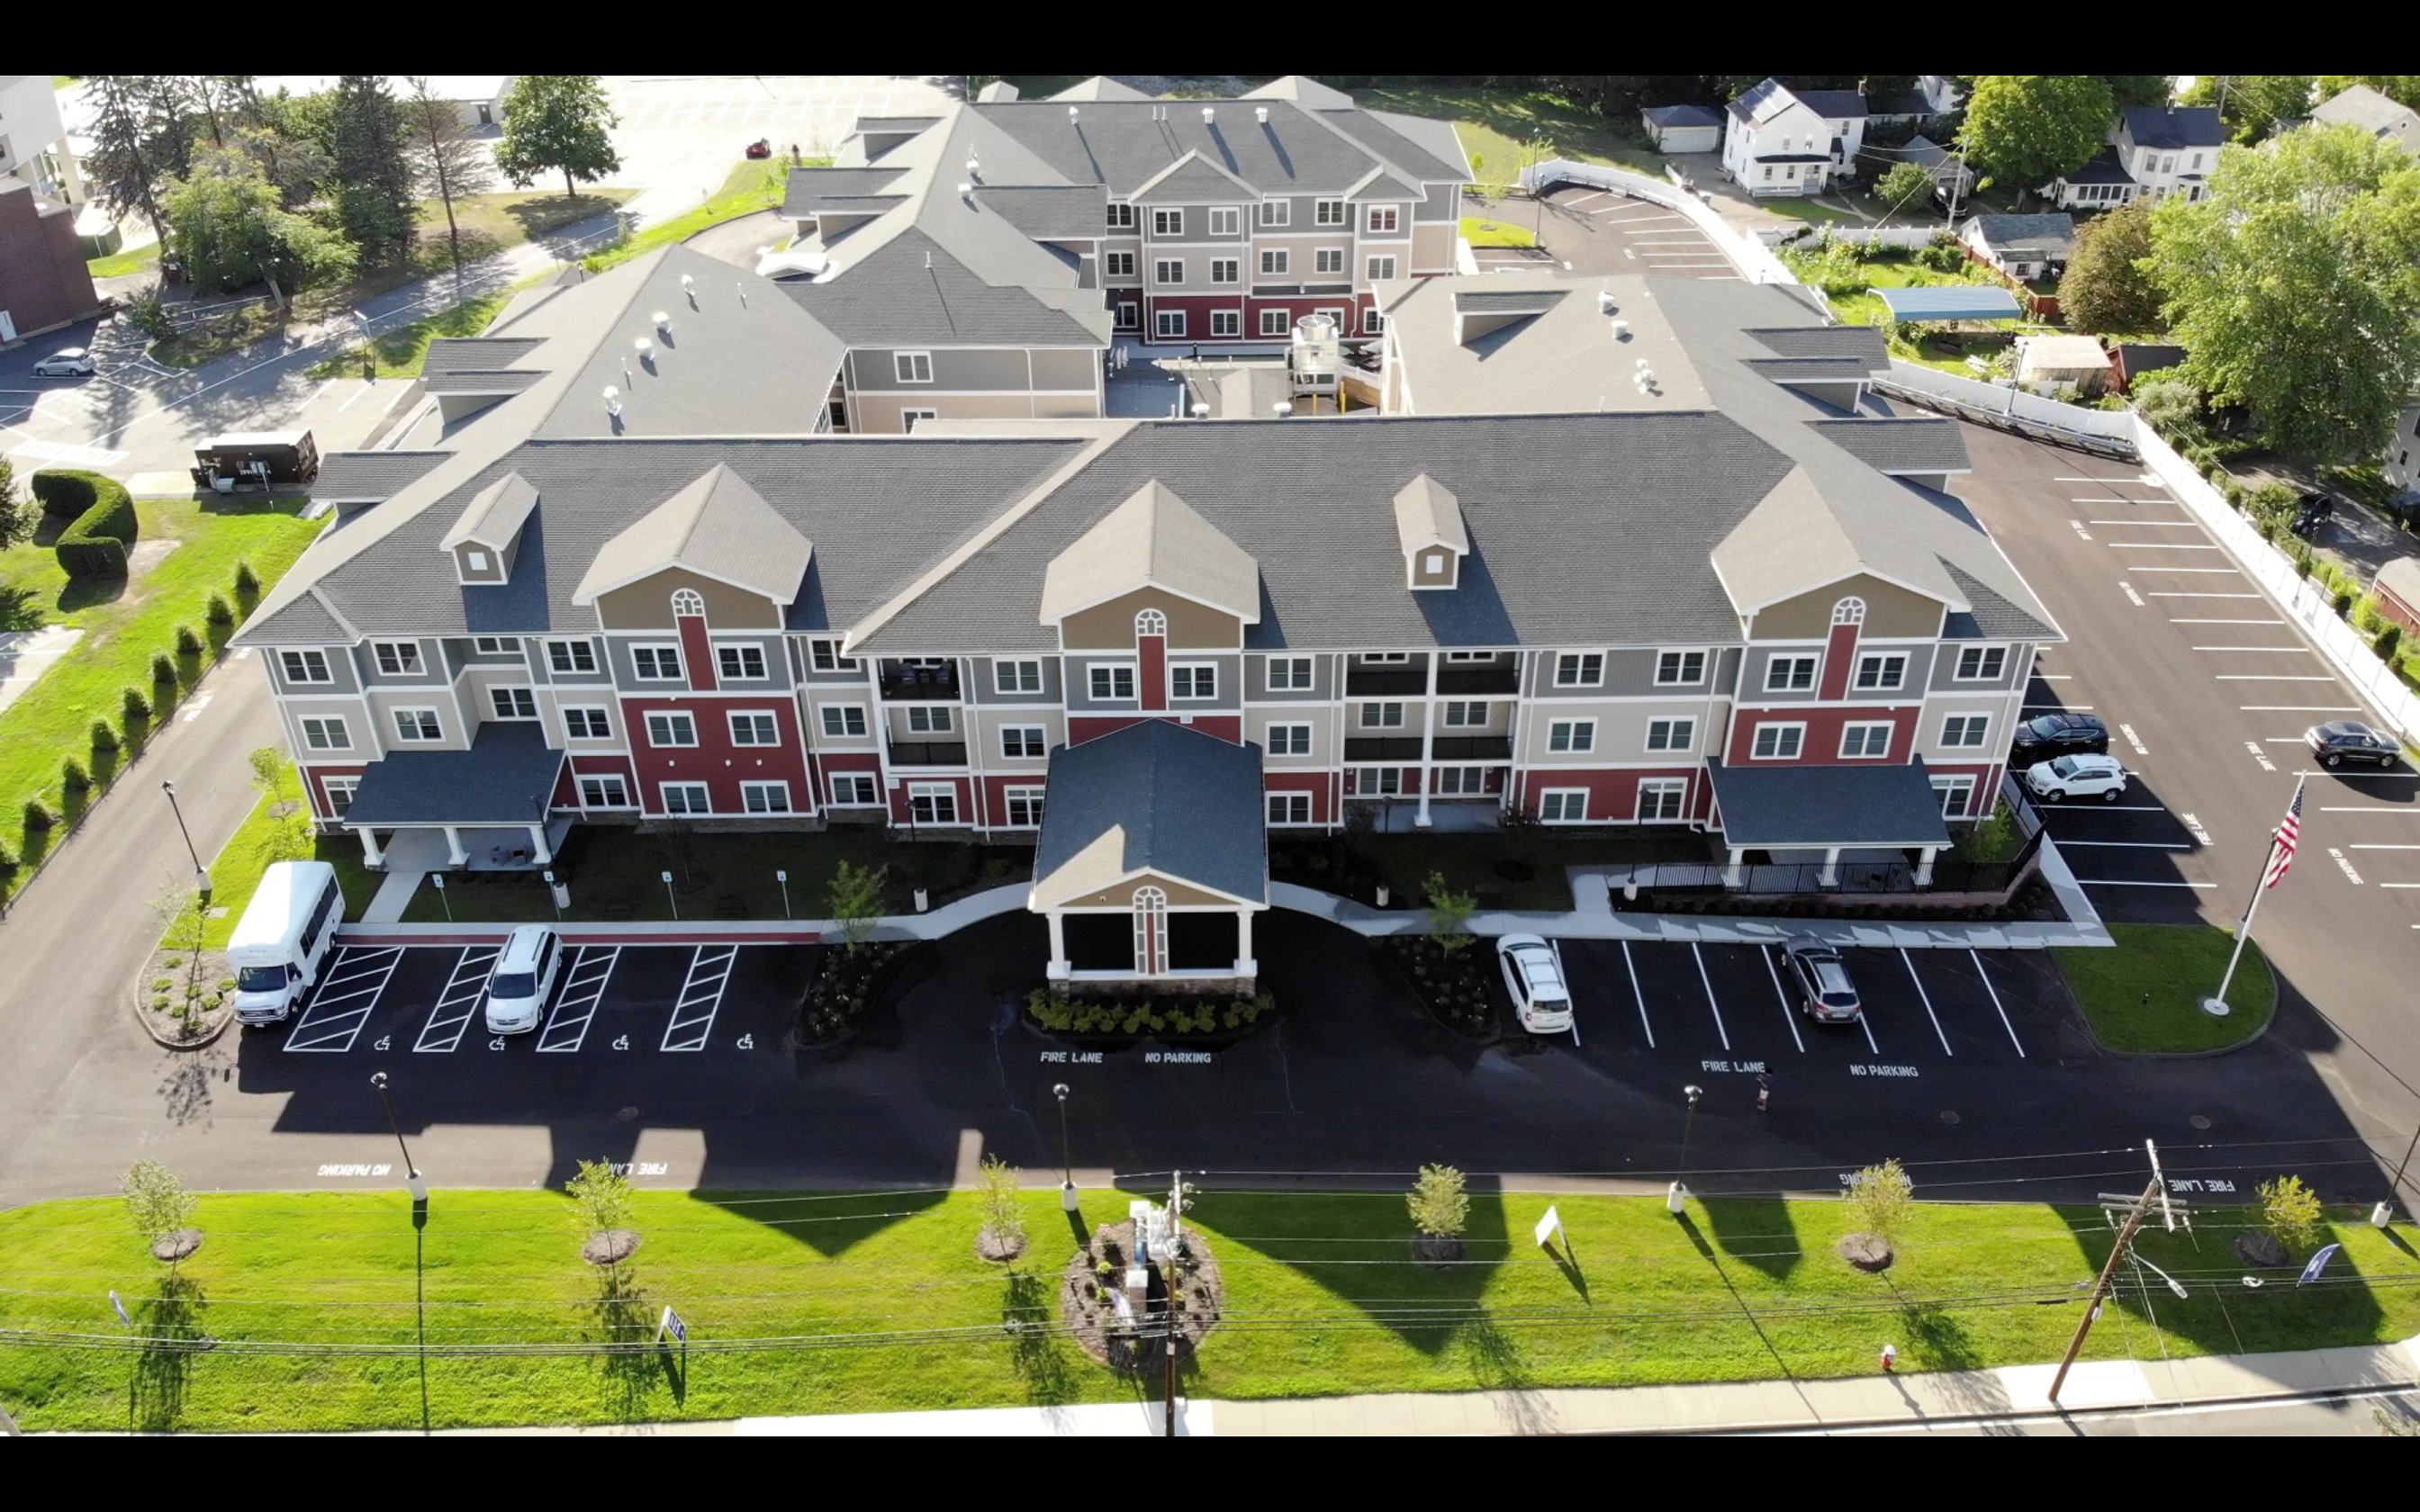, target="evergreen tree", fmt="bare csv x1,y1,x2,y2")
84,75,172,238
496,75,620,199
330,76,419,265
